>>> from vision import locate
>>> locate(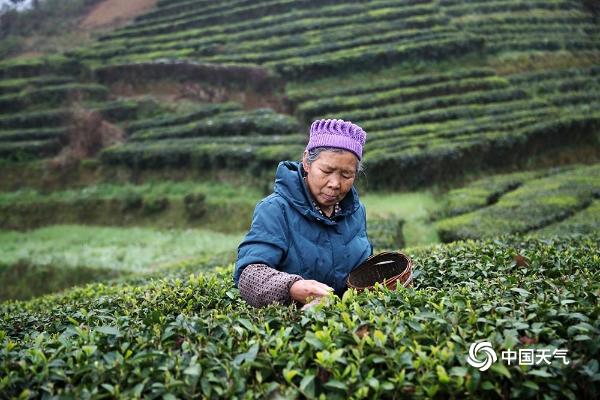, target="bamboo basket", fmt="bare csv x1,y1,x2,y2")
347,251,413,291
